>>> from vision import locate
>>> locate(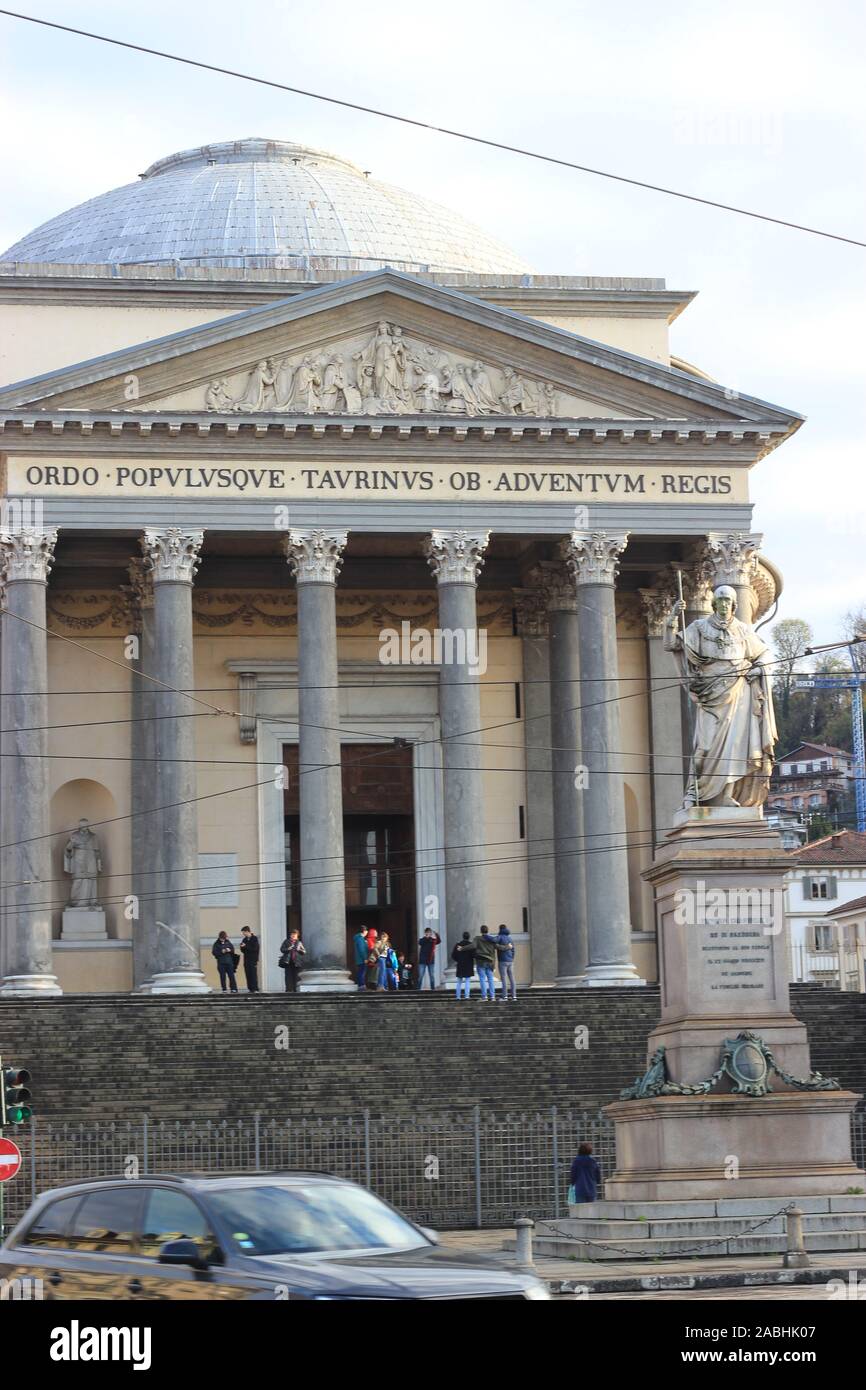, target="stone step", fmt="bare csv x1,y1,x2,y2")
529,1230,866,1260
